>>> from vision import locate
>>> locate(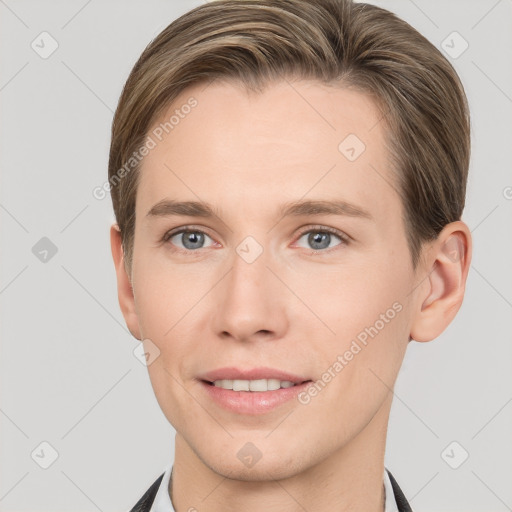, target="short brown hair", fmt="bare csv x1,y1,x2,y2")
108,0,470,275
